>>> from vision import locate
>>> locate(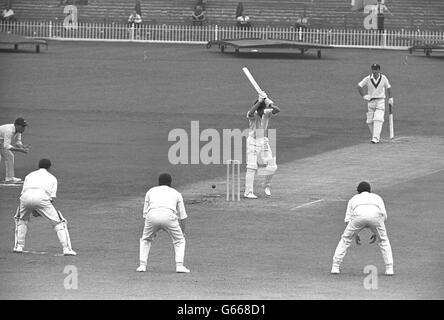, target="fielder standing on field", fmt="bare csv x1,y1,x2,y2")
357,64,394,144
244,91,280,199
14,159,77,256
331,181,394,275
137,173,190,273
0,118,30,183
